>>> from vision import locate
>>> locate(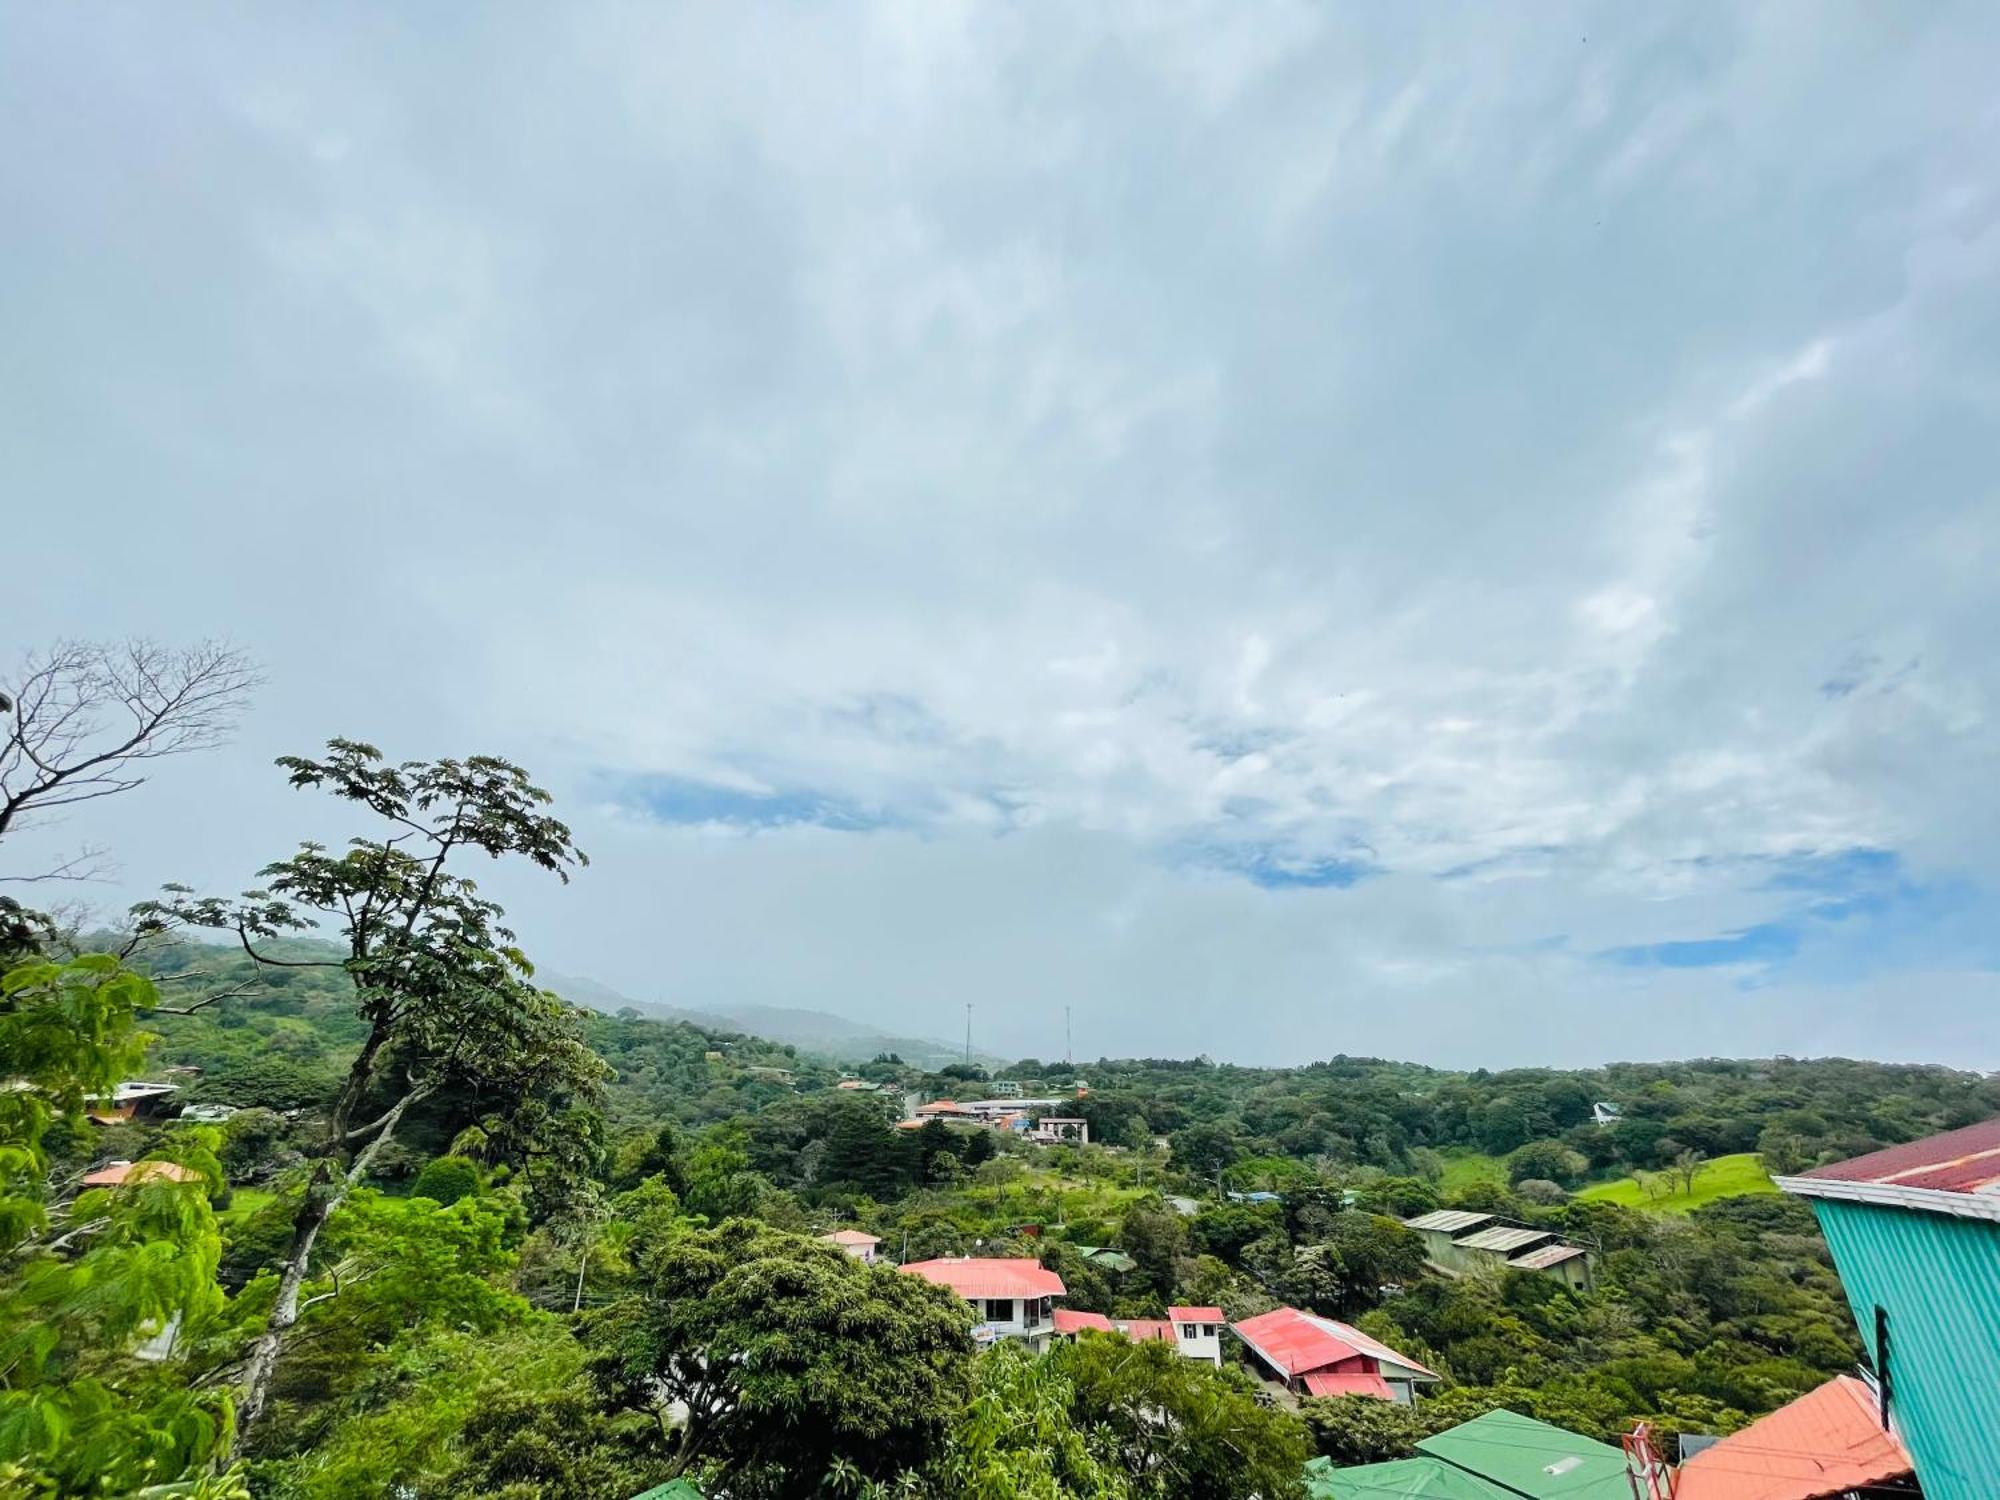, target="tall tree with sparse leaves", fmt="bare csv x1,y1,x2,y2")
133,739,608,1444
